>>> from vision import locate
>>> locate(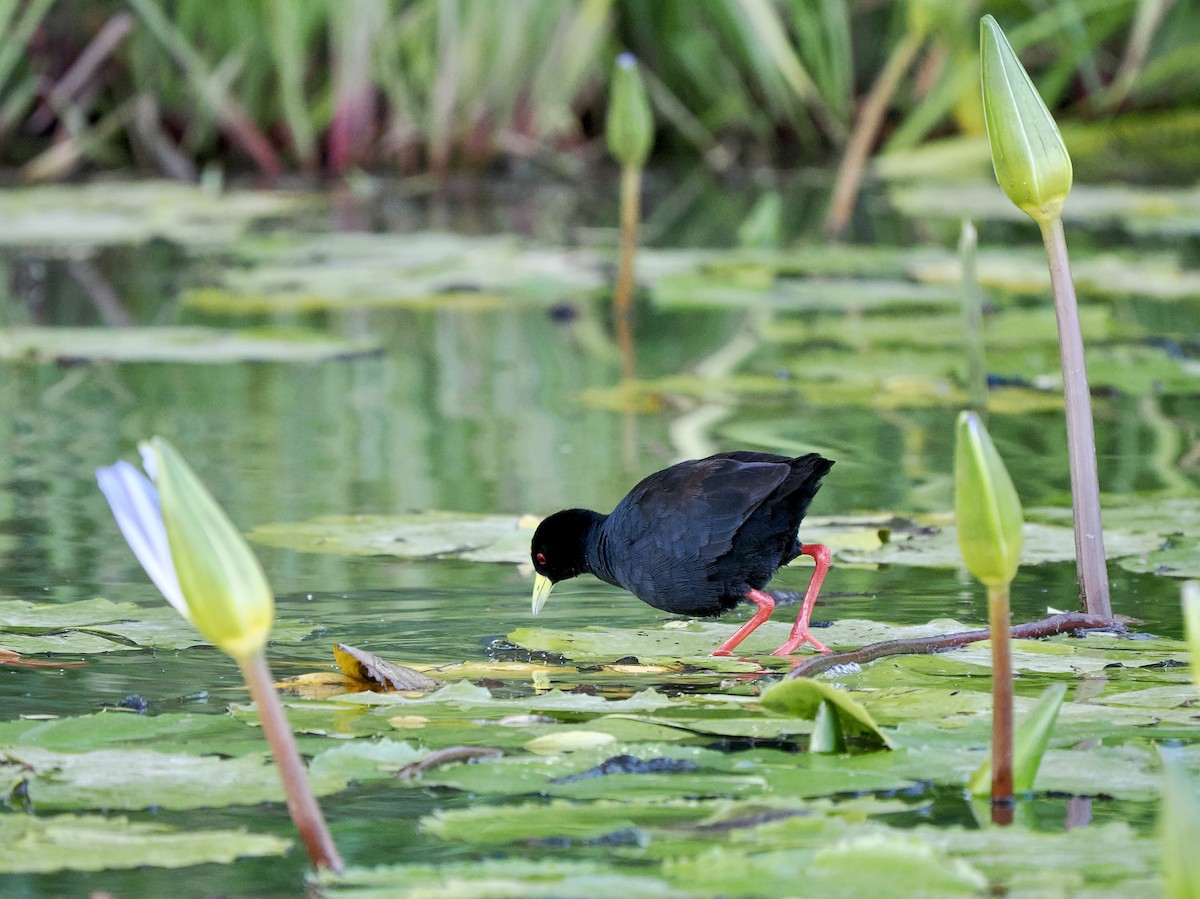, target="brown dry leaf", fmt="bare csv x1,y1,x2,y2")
0,648,88,669
333,642,444,692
